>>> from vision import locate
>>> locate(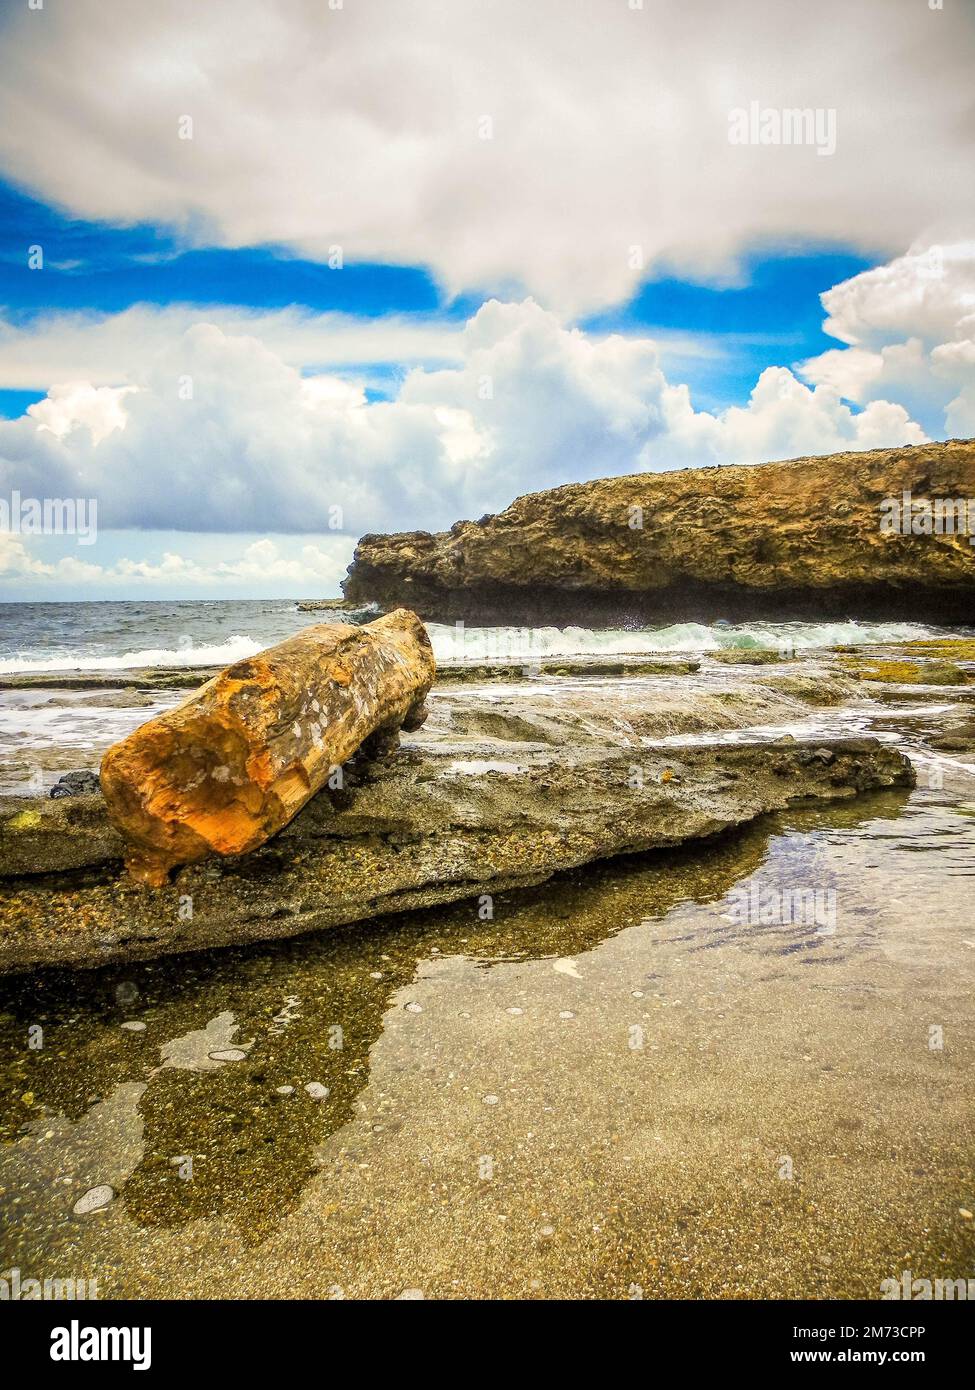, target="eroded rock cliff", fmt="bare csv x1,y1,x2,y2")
342,440,975,624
